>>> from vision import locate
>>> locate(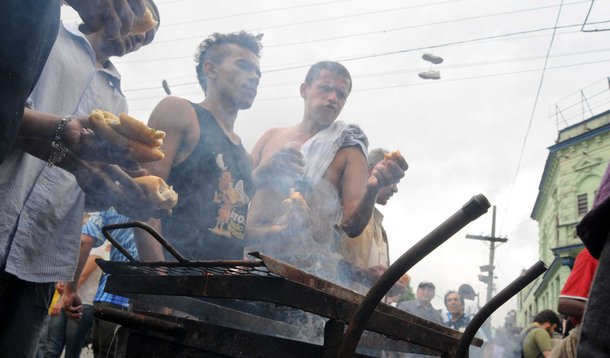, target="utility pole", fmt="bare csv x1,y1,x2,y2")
465,206,507,304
